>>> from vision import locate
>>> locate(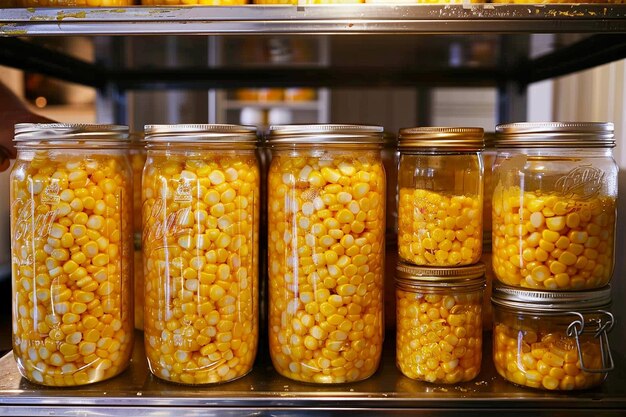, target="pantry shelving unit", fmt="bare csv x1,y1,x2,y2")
1,4,626,416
